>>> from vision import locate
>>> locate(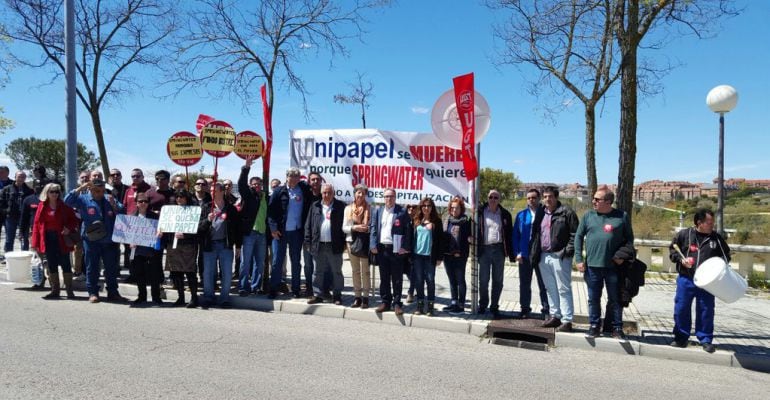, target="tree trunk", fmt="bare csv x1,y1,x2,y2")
585,105,598,197
616,48,637,218
90,109,111,178
360,102,366,129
